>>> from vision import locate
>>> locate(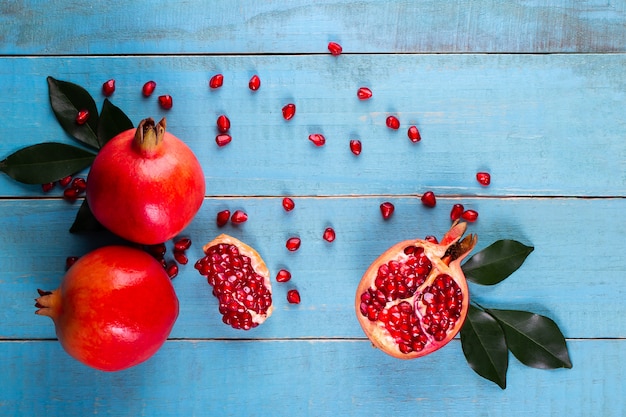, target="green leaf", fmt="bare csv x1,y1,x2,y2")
97,98,134,147
486,309,572,370
462,240,534,285
47,76,100,149
460,305,509,389
69,199,104,233
0,142,96,184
